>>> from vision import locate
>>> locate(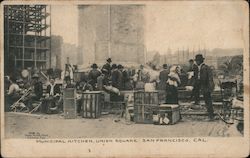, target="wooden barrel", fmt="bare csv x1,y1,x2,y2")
63,88,77,119
81,91,104,118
